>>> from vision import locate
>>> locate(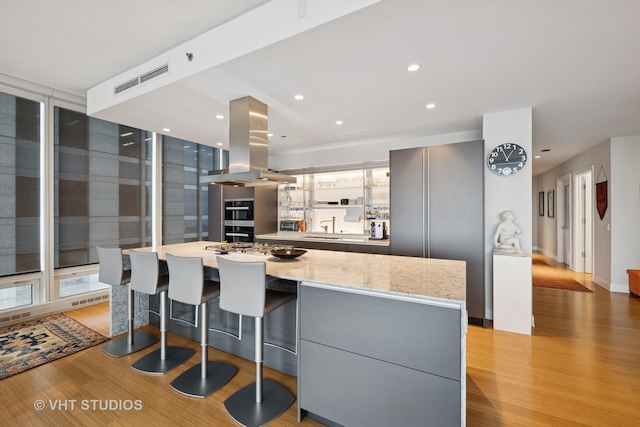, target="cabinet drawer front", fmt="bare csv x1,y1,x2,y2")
300,340,461,427
300,285,462,380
